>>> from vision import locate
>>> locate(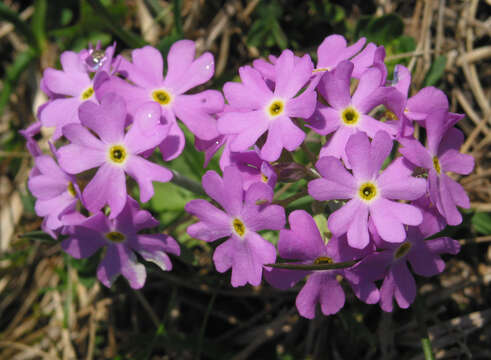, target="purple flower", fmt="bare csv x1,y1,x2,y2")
57,94,172,218
265,210,379,318
217,49,316,161
28,154,81,237
228,150,277,190
308,60,398,166
354,204,460,312
39,48,114,140
185,166,285,287
314,35,386,80
98,41,223,161
62,197,180,289
399,109,474,225
308,131,427,248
